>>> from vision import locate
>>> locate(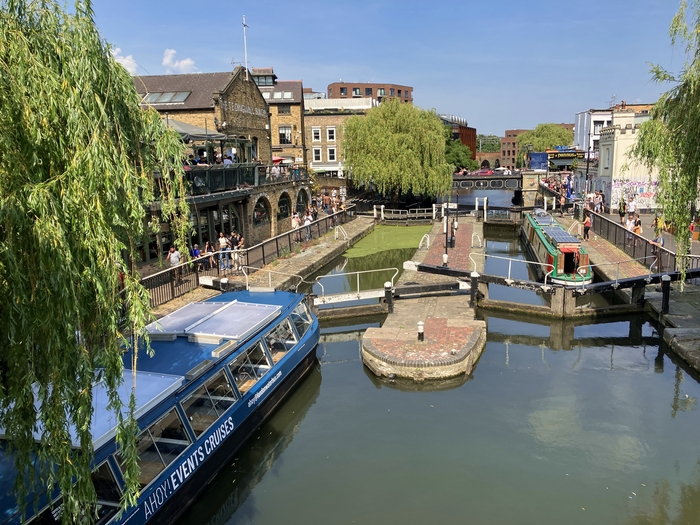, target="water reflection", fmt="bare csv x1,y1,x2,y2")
362,366,471,392
176,366,322,525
